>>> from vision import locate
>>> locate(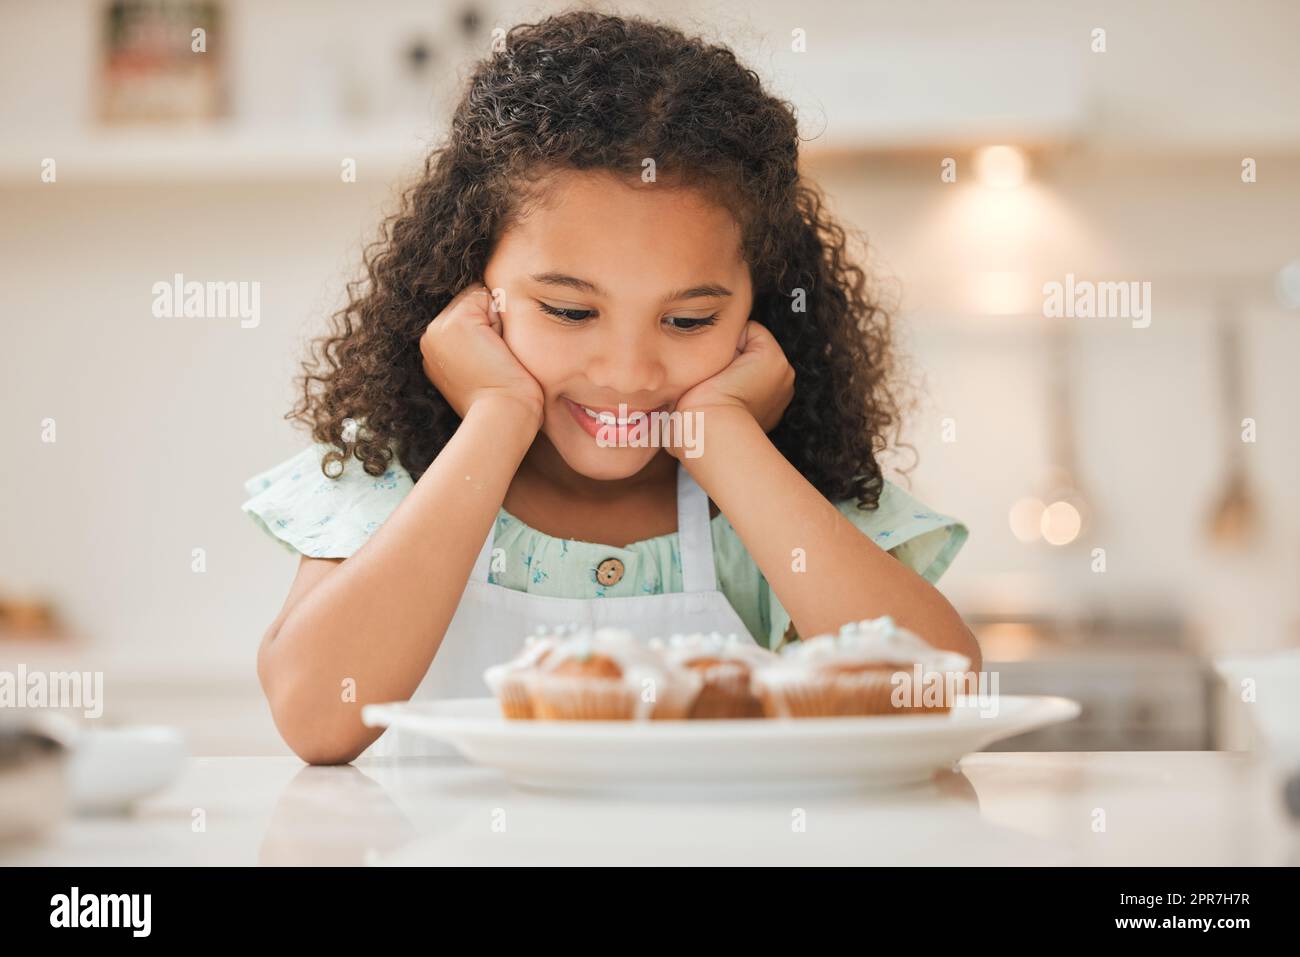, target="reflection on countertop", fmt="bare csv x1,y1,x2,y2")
3,751,1296,866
